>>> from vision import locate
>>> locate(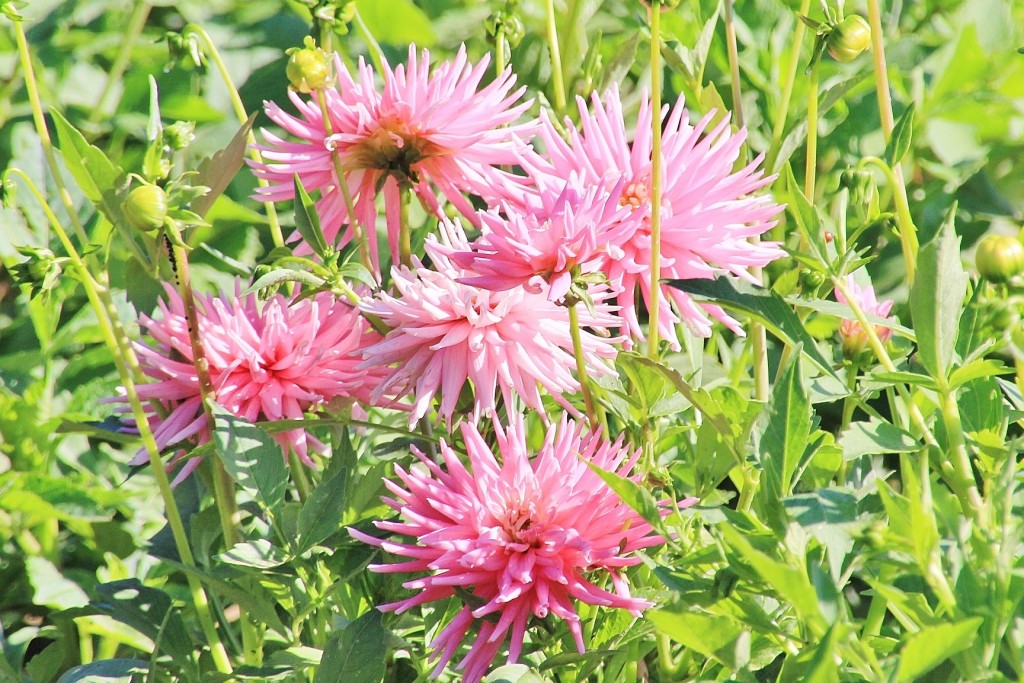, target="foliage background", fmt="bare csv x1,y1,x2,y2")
1,0,1024,681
